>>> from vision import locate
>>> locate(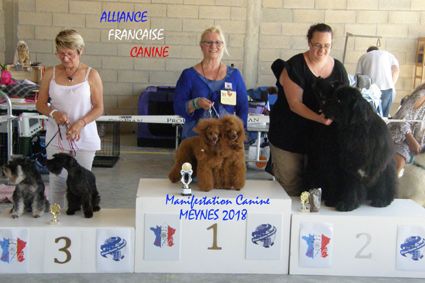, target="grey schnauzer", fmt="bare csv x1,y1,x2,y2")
2,157,50,218
46,153,100,218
